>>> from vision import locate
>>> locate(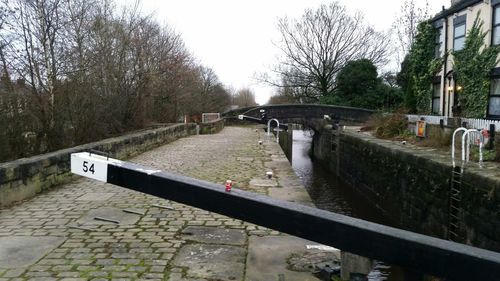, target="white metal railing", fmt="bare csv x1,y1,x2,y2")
451,127,484,168
462,129,484,167
460,118,500,132
406,115,500,131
